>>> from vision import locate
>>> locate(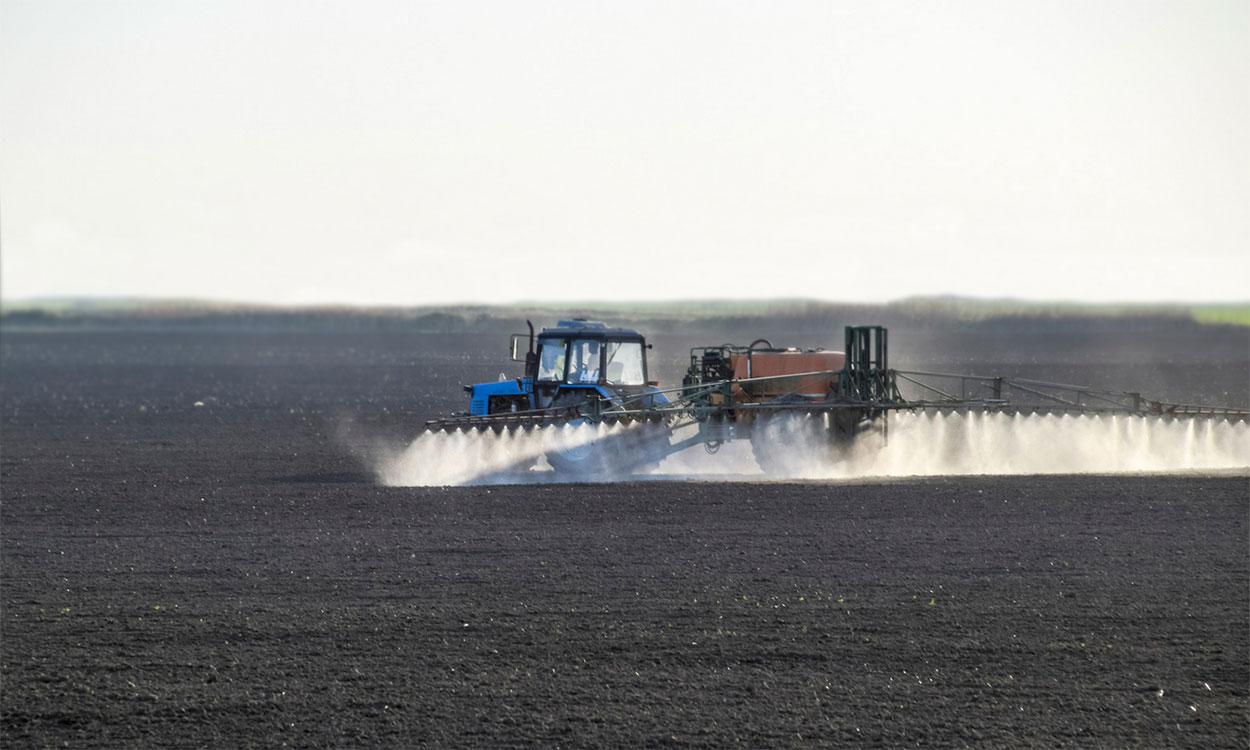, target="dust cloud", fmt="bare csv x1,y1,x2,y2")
373,413,1248,487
